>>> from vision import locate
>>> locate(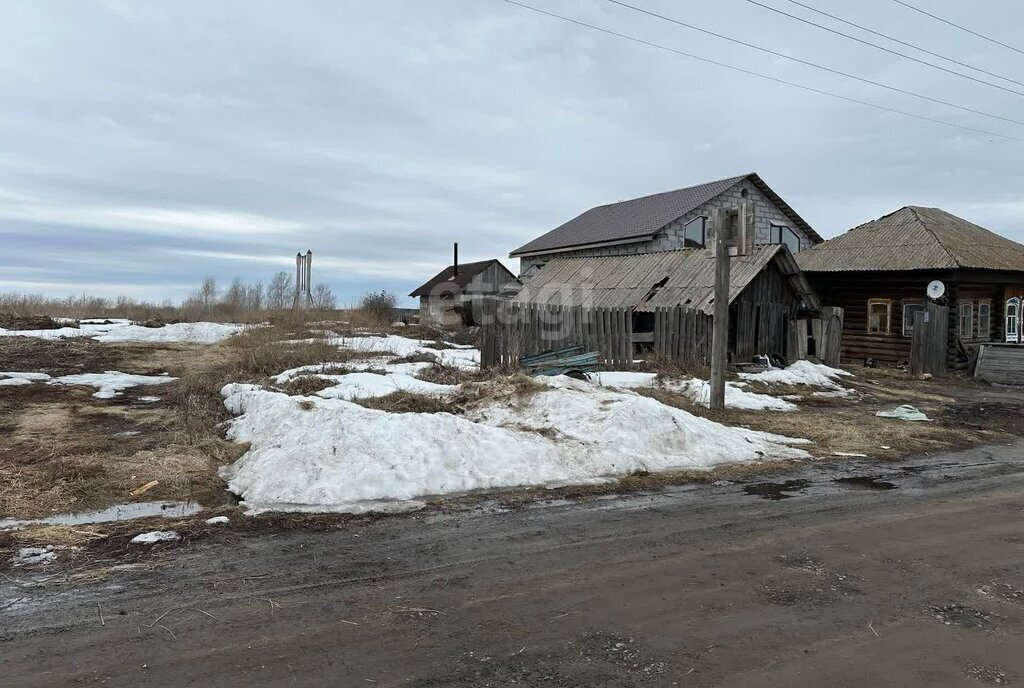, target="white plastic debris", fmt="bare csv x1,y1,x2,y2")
130,530,180,544
876,405,932,422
